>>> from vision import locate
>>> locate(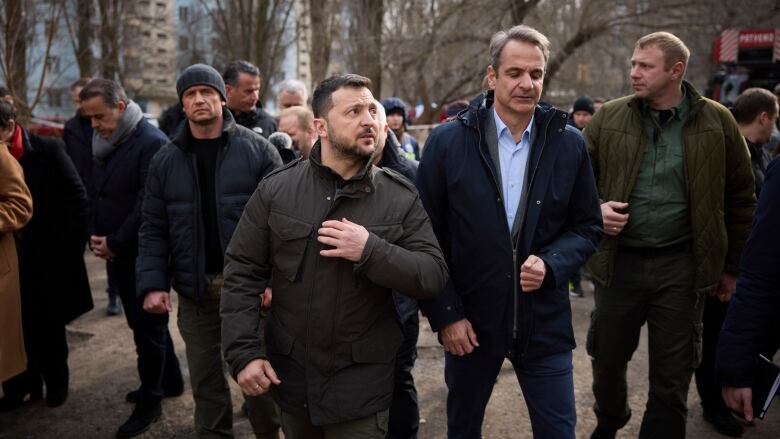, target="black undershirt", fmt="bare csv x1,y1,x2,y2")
191,136,224,273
